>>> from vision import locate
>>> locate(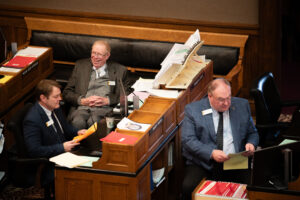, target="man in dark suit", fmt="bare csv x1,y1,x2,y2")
63,40,132,129
23,79,86,188
181,78,259,200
